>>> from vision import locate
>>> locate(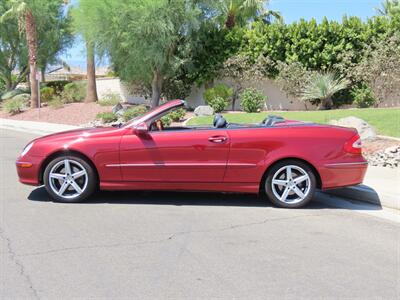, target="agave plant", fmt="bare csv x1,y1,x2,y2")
301,72,349,110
